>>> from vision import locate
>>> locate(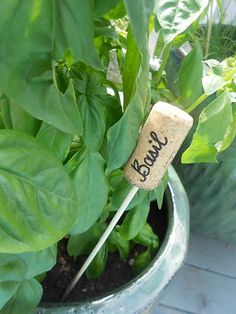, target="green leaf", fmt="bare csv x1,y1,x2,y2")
95,0,121,17
0,282,21,310
119,199,150,240
182,92,233,163
132,248,152,275
0,255,26,309
68,223,105,256
2,279,42,314
0,0,100,134
78,95,105,152
73,70,107,152
107,230,130,260
0,130,77,253
155,0,208,44
0,256,26,283
133,223,159,249
202,60,226,95
155,171,169,209
0,95,12,129
122,27,141,110
178,43,203,107
220,105,236,151
124,0,154,52
18,246,57,279
86,244,108,279
37,122,72,161
7,101,41,136
70,150,109,234
108,178,147,212
106,52,150,174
